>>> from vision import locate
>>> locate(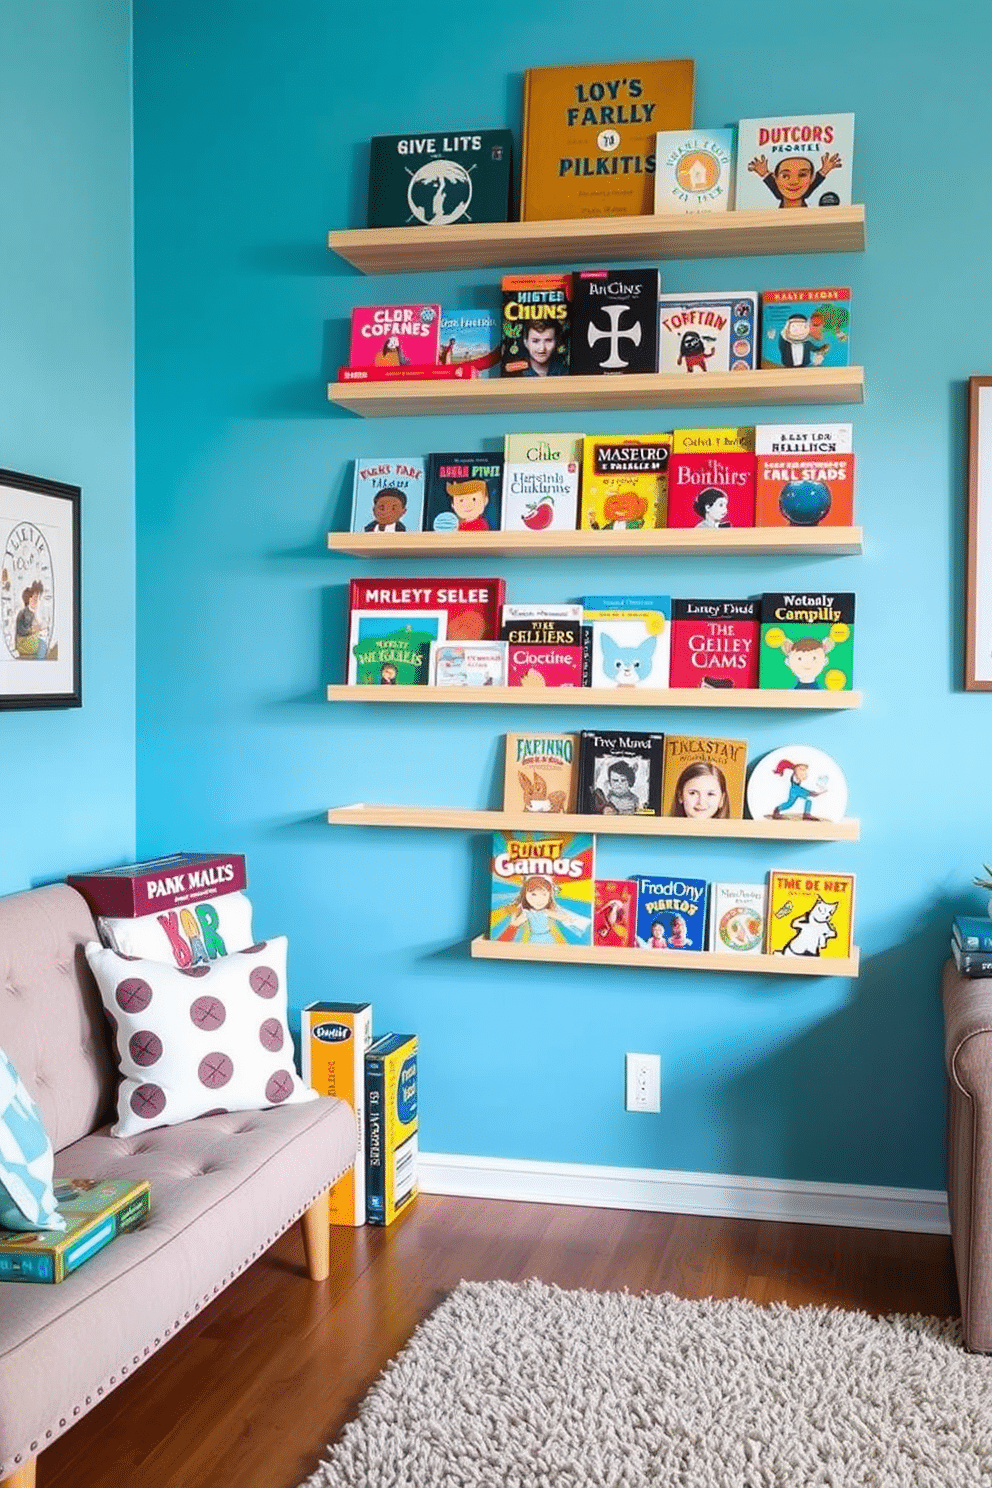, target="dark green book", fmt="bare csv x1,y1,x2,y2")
367,130,513,229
